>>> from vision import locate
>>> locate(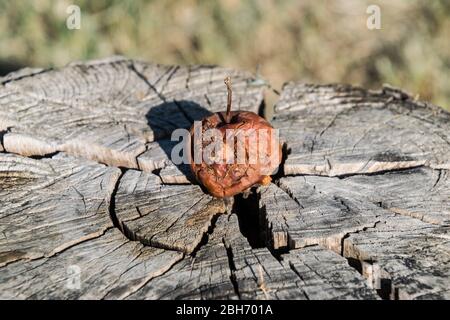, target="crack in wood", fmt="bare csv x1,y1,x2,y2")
1,59,448,300
108,168,126,233
128,62,167,103
1,68,51,85
108,253,185,300
222,238,241,299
